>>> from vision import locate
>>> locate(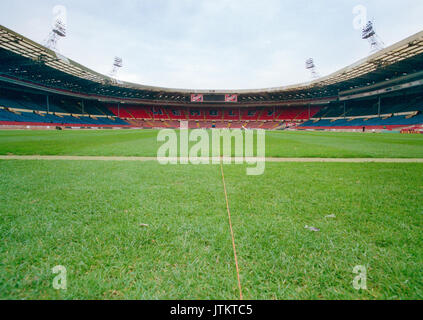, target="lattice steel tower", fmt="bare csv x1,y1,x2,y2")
306,58,319,80
109,57,123,82
45,19,66,51
362,21,384,53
